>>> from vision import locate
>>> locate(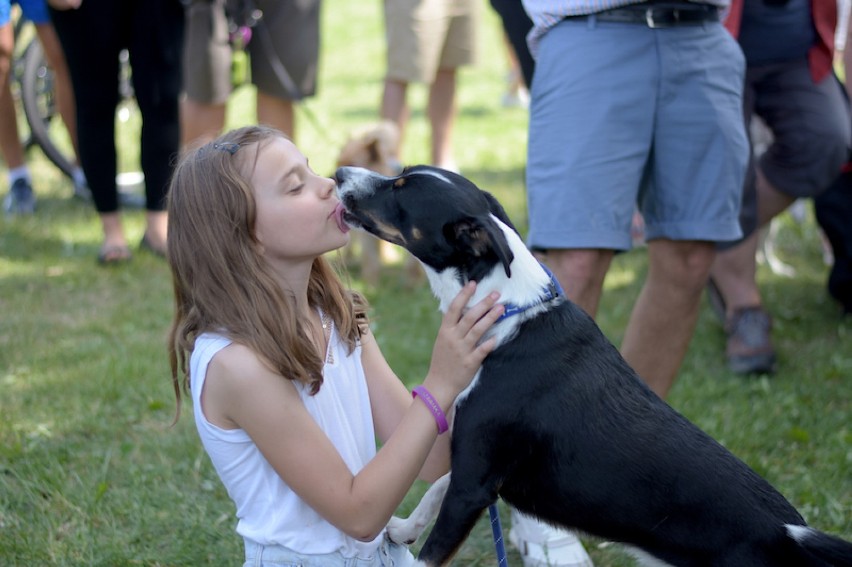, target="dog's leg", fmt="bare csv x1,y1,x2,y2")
416,474,499,566
387,473,451,545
